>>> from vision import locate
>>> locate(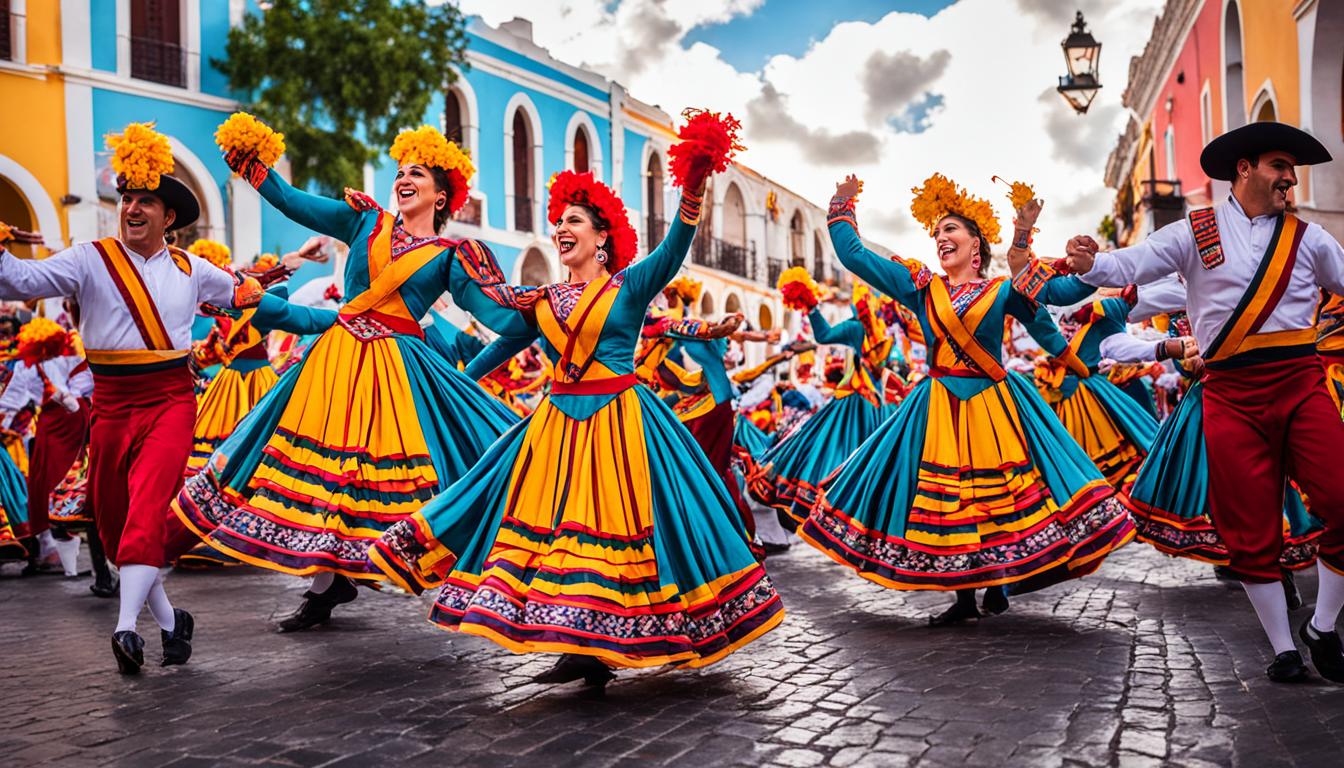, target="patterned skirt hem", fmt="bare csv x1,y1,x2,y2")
1127,500,1321,570
367,517,457,596
799,487,1134,591
423,566,785,669
174,477,390,581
